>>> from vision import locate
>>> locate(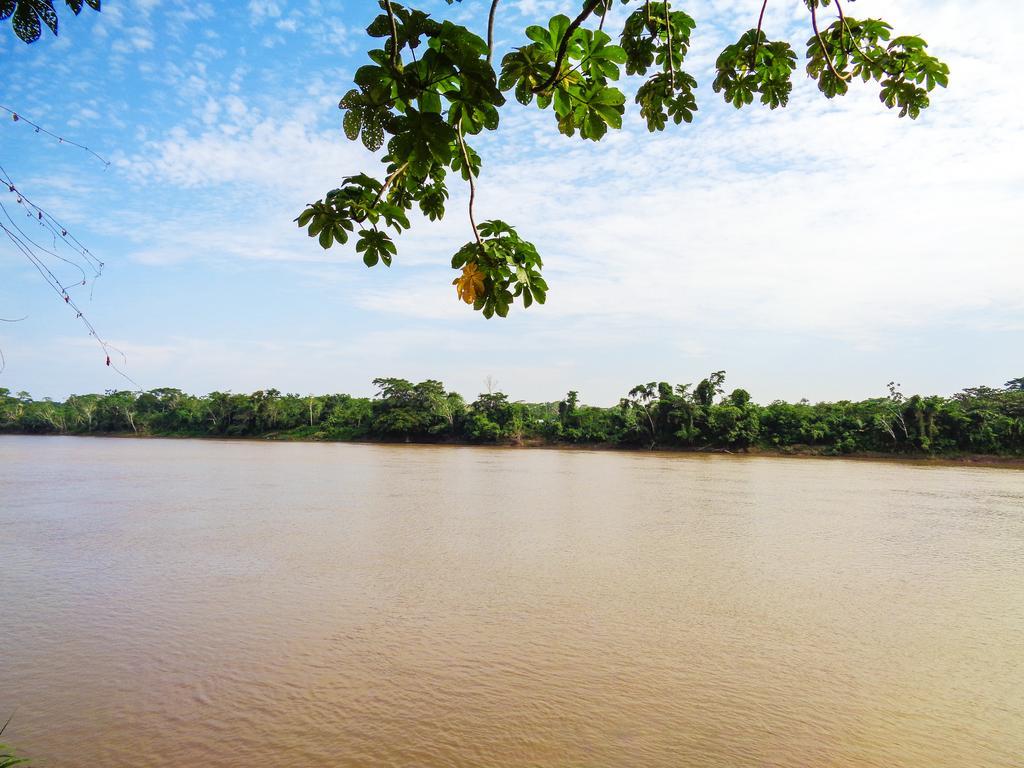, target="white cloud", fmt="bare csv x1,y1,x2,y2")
248,0,283,21
111,25,154,53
